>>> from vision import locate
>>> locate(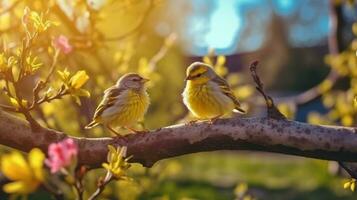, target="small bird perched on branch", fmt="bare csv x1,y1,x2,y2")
182,62,245,122
85,73,150,135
